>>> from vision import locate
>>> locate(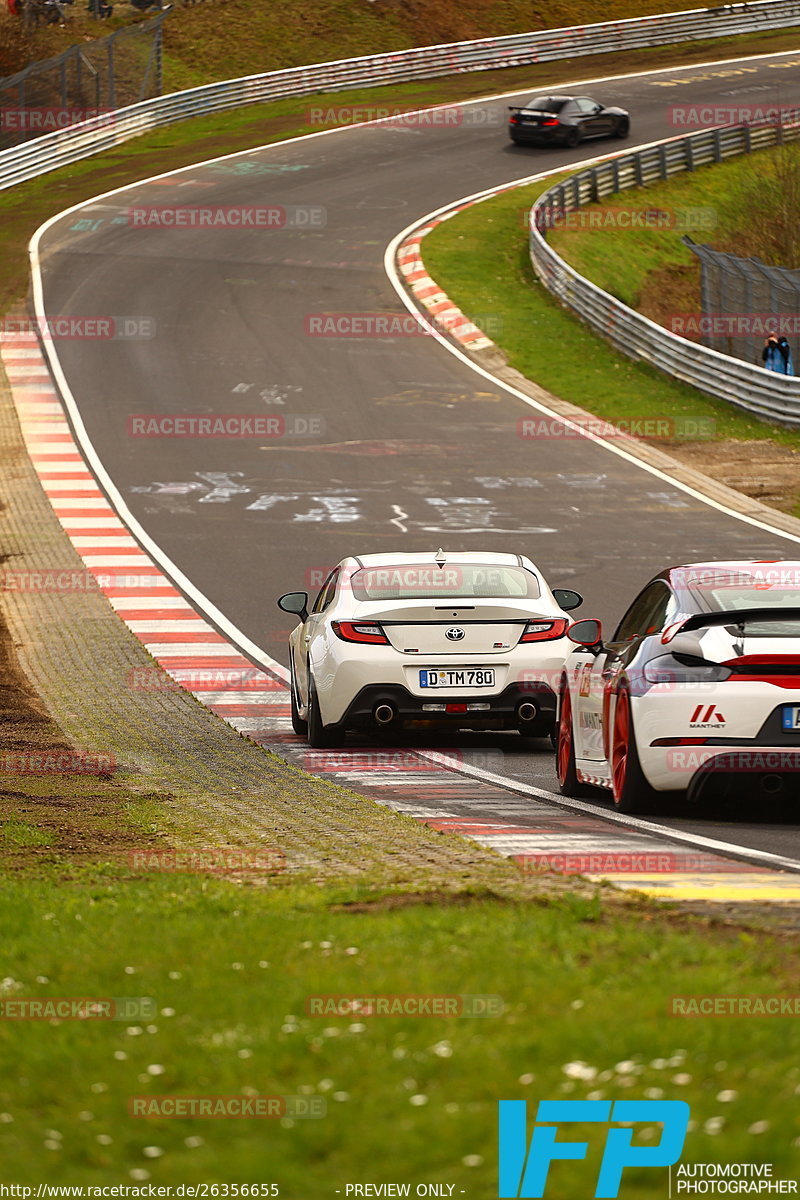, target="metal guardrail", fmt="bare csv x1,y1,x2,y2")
529,122,800,426
1,0,800,192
